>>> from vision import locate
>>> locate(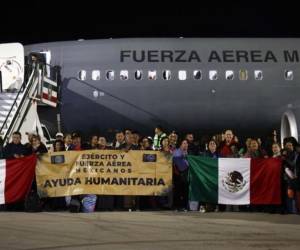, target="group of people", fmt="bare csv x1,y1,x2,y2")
172,129,300,214
0,126,299,214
